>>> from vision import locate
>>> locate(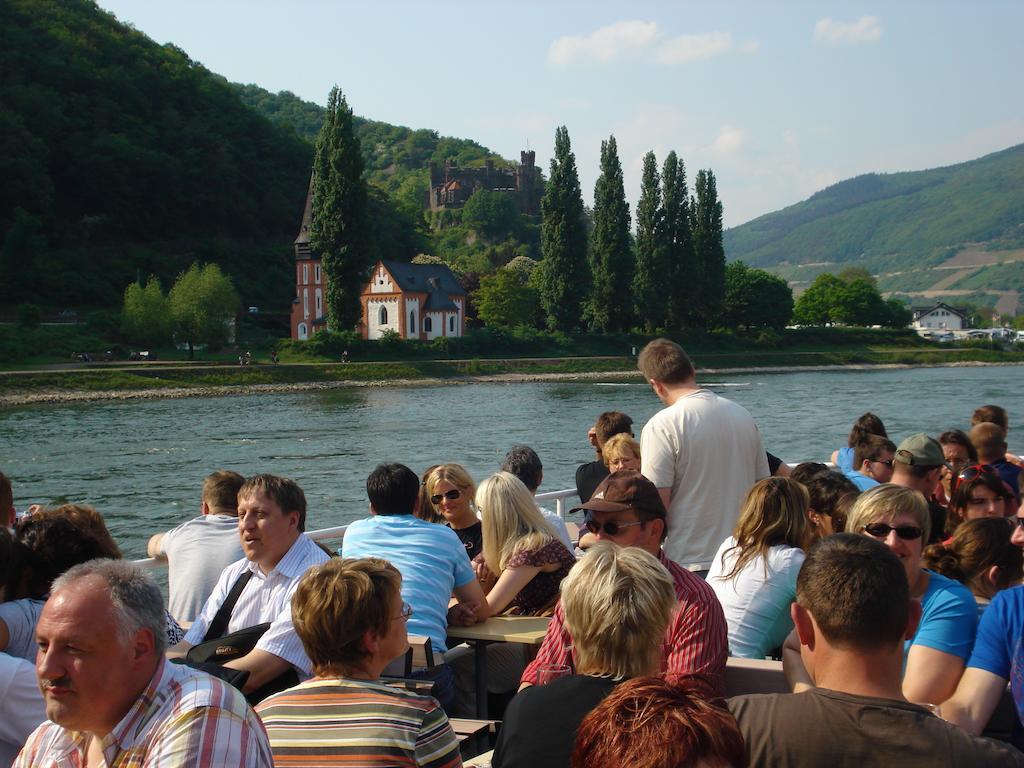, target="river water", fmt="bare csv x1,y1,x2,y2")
2,364,1021,558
